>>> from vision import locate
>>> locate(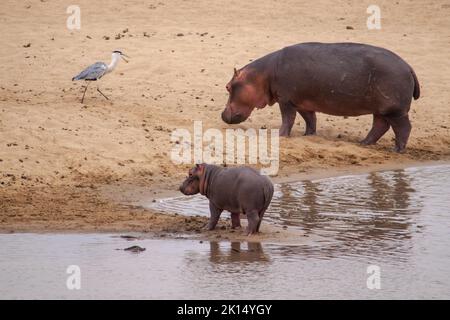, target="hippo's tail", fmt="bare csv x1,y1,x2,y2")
410,67,420,100
262,181,274,211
